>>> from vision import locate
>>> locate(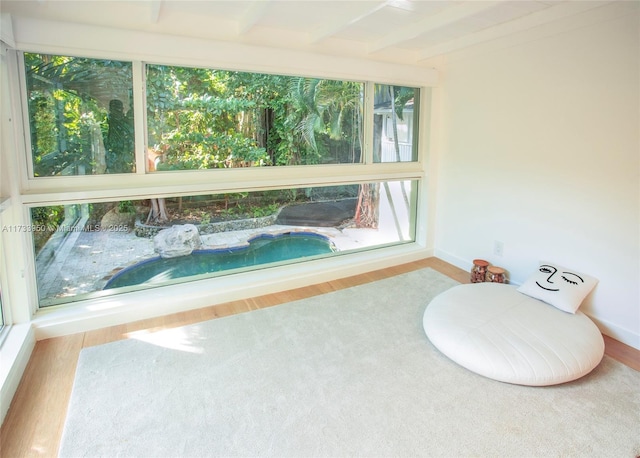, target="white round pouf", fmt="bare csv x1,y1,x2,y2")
423,283,604,386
